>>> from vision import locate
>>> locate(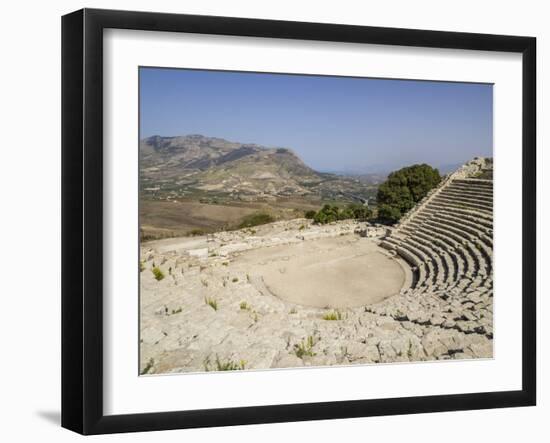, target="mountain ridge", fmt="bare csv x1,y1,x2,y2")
140,134,376,202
